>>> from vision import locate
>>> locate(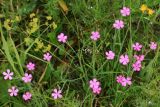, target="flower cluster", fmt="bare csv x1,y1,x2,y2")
113,7,130,29
1,4,158,103
89,78,101,94
140,4,154,15
116,75,132,87
27,13,39,34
